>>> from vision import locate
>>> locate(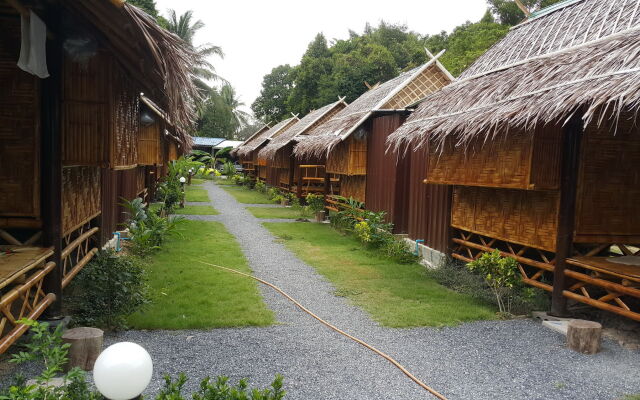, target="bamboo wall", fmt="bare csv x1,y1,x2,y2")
62,167,101,235
574,113,640,243
340,175,366,202
452,186,560,251
0,16,40,219
427,124,562,190
62,52,108,166
327,135,367,175
110,65,140,168
168,140,178,161
138,121,161,165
